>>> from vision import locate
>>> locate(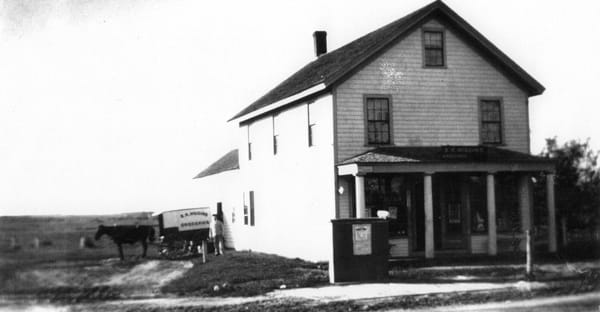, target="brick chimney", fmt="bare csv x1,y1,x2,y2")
313,31,327,57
